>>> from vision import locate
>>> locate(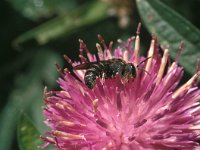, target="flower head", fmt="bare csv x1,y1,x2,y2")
42,24,200,149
